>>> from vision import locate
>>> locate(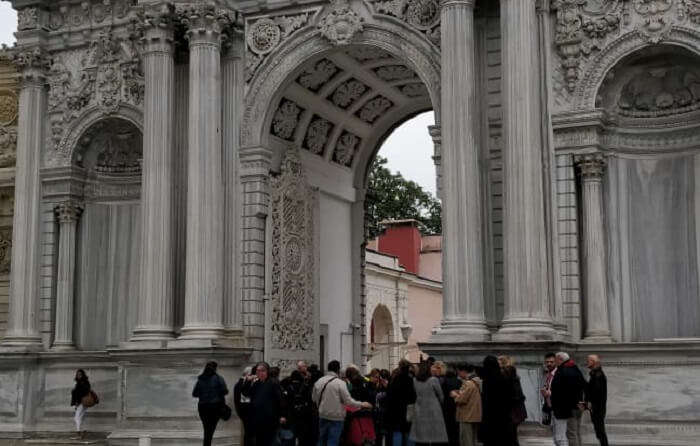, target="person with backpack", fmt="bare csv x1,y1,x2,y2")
313,360,372,446
280,370,315,446
192,361,229,446
451,363,482,446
